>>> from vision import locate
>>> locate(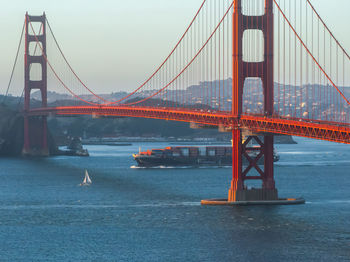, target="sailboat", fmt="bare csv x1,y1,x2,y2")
80,170,92,186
